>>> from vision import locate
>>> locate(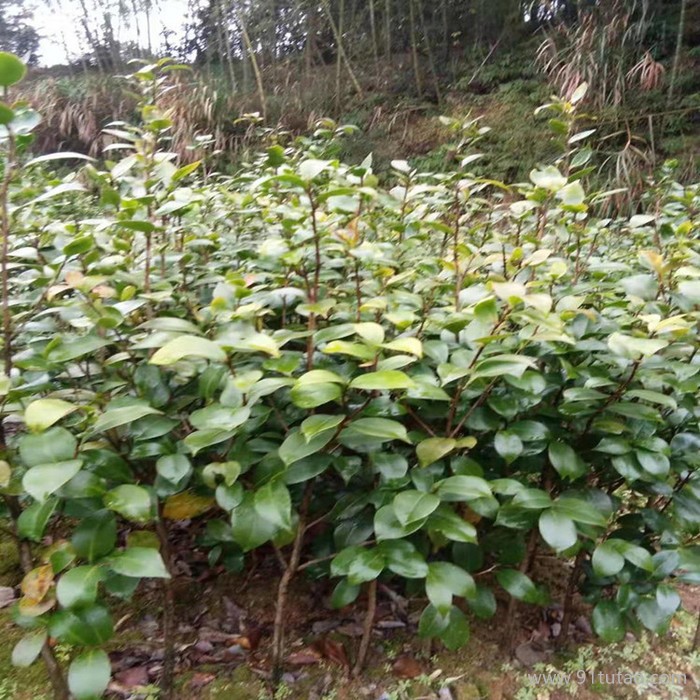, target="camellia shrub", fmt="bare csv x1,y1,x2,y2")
1,54,700,698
